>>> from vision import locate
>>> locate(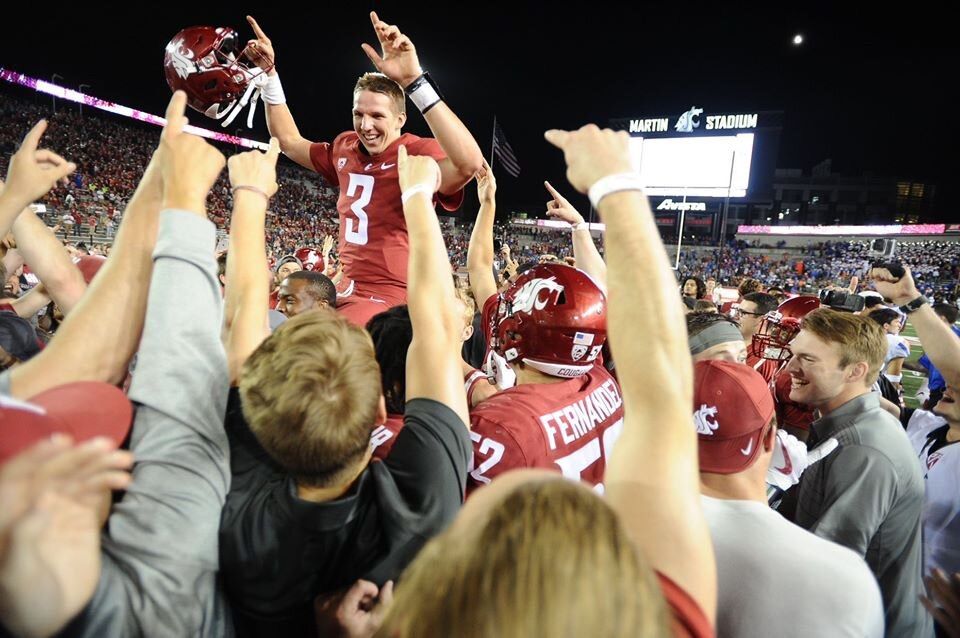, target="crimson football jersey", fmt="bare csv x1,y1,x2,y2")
310,132,464,290
468,365,625,493
371,414,405,462
746,351,781,384
371,369,490,462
